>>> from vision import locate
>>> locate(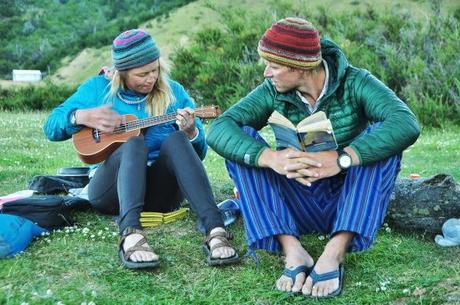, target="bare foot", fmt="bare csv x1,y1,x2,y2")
276,236,314,293
302,232,353,297
302,255,340,297
123,233,159,262
208,227,236,259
